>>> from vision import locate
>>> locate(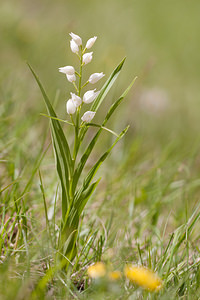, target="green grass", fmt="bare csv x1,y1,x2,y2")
1,0,200,299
